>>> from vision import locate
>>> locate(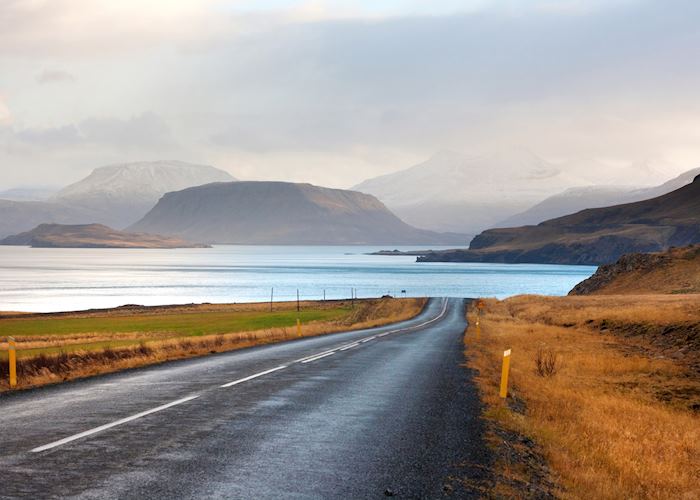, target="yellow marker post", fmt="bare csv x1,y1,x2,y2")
8,336,17,388
475,316,481,341
297,318,301,337
499,349,511,398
